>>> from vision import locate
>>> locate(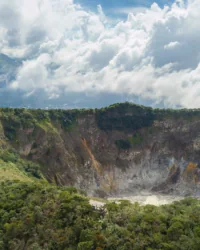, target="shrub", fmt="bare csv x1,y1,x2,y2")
115,139,131,150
